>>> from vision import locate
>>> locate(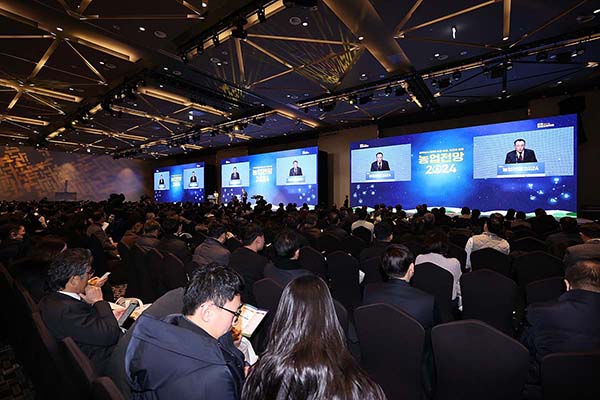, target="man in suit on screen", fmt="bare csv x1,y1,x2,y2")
190,171,197,183
230,167,240,180
370,152,390,171
289,160,303,176
158,174,165,185
505,138,538,164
